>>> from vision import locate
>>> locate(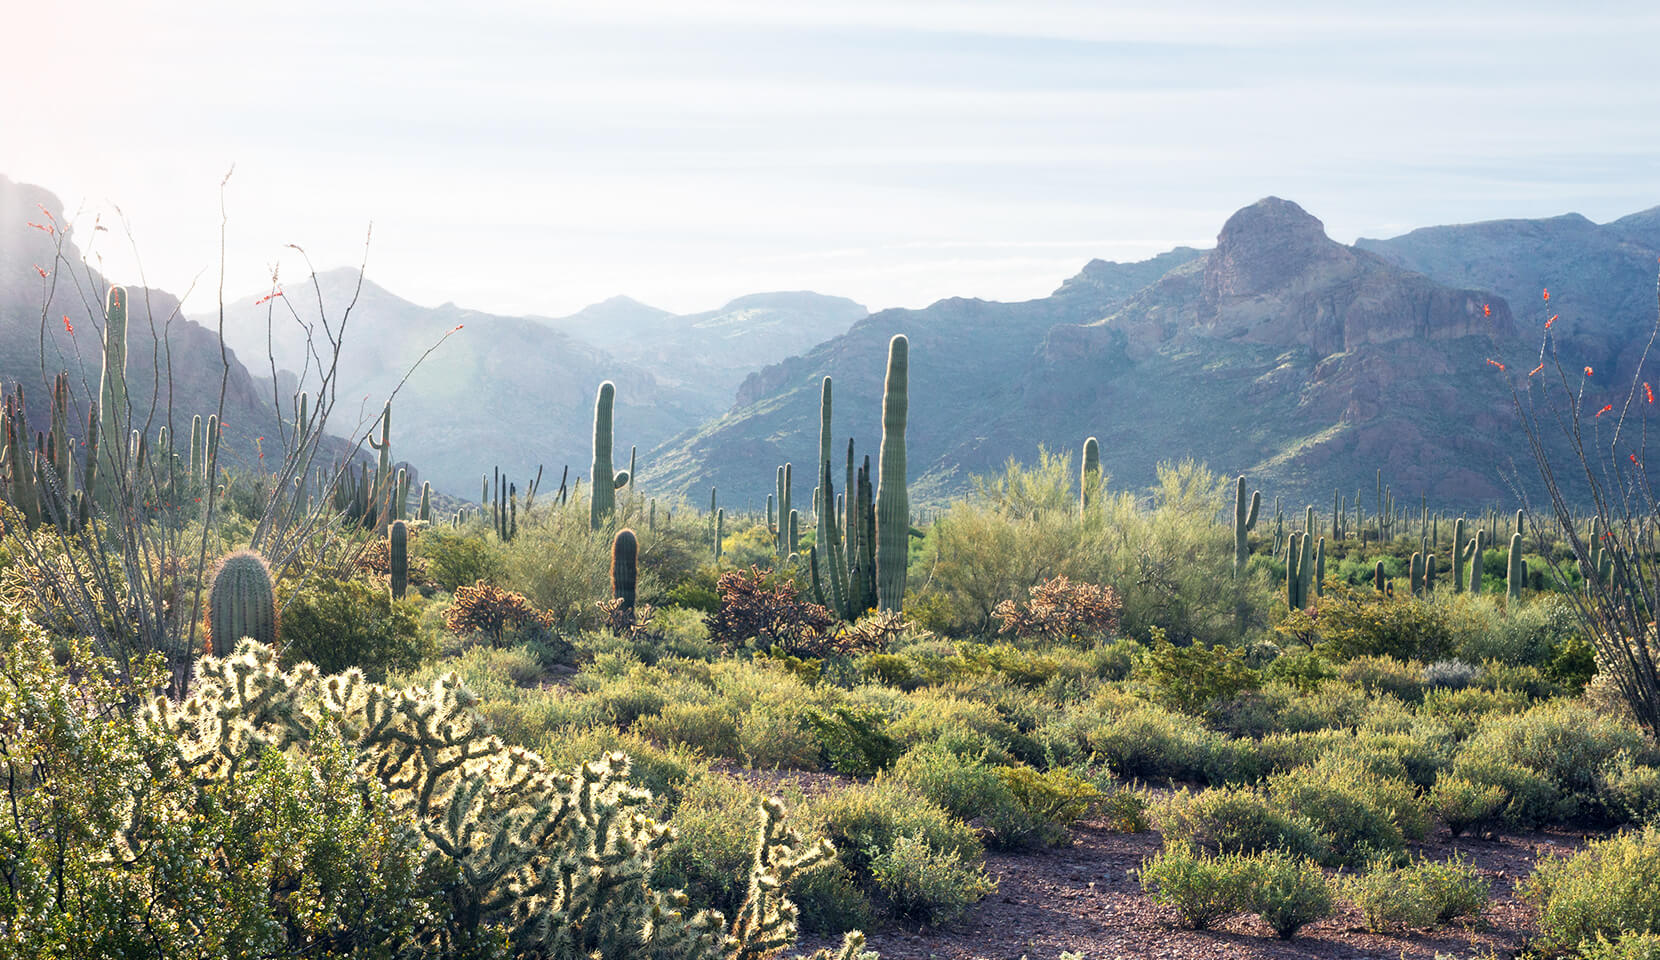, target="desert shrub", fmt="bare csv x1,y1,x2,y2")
992,574,1122,643
789,862,876,936
654,774,773,915
1085,703,1254,785
1243,849,1338,939
1448,753,1570,829
1418,684,1531,736
1522,826,1660,957
1340,654,1426,702
805,705,902,776
444,579,551,646
1281,582,1458,662
1101,784,1152,833
885,691,1030,763
1457,700,1655,823
1263,649,1339,691
1422,658,1480,690
1156,787,1327,862
417,526,503,591
867,833,996,926
1139,842,1251,929
1430,774,1508,836
276,575,429,681
1134,629,1261,717
809,781,989,925
535,726,704,811
1344,859,1438,933
1344,854,1490,933
739,705,822,769
1604,757,1660,827
1269,761,1420,866
495,508,616,628
635,701,741,758
705,566,836,655
1270,679,1378,733
997,764,1101,842
1584,933,1660,960
887,743,1093,849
